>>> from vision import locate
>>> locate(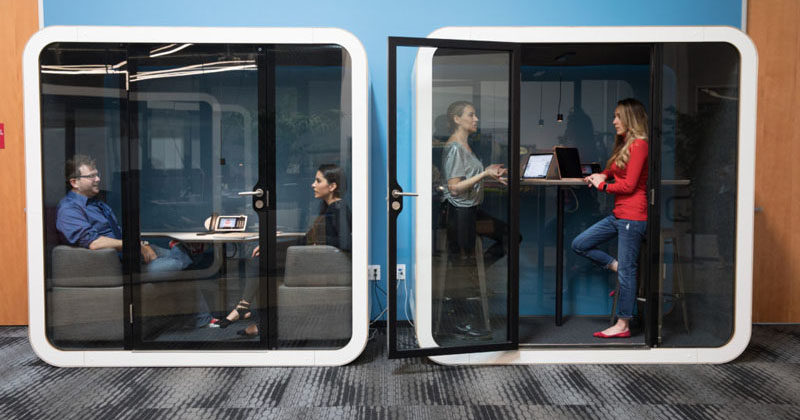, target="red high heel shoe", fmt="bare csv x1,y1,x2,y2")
593,330,631,338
